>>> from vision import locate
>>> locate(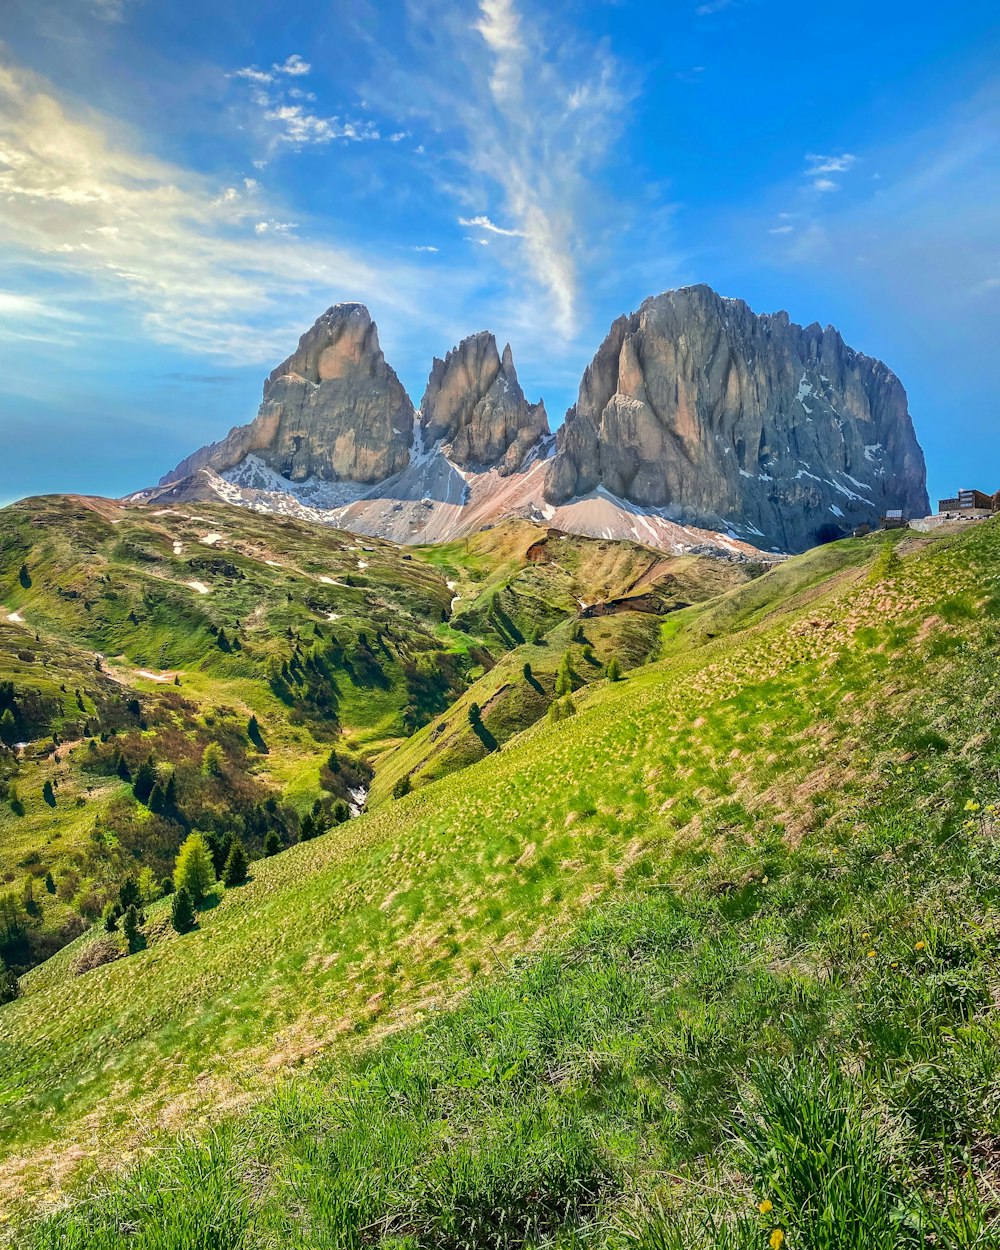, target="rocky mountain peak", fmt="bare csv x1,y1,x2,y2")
162,303,415,487
419,332,549,474
545,285,928,550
